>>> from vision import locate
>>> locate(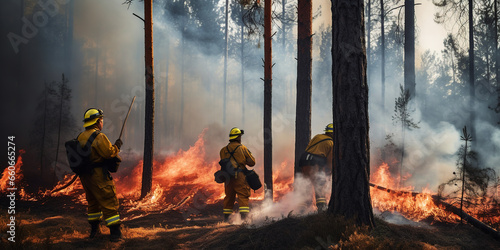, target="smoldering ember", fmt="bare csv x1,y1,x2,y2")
1,0,500,249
